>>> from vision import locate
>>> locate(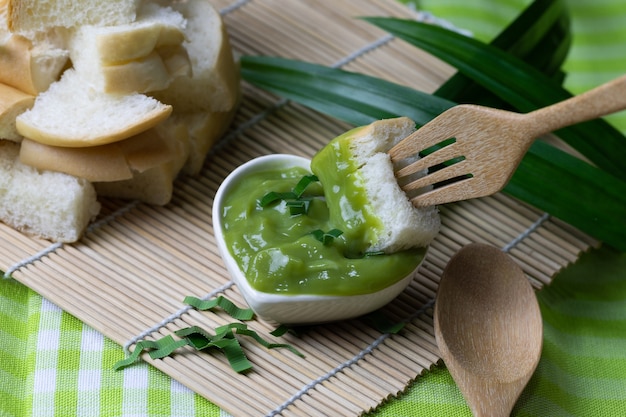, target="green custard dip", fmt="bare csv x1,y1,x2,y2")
220,162,426,297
